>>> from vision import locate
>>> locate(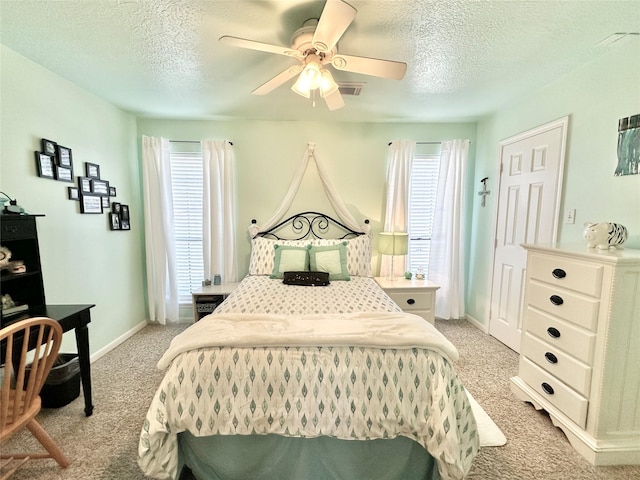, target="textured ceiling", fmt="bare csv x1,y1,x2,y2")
1,0,638,123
